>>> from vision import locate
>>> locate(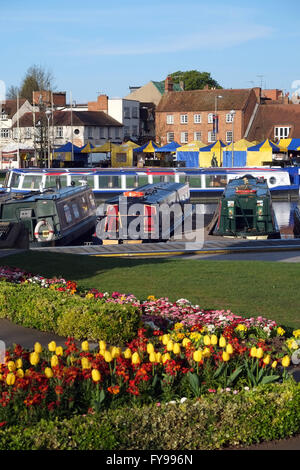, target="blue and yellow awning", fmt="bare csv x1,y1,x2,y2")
133,141,160,153
247,139,280,152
